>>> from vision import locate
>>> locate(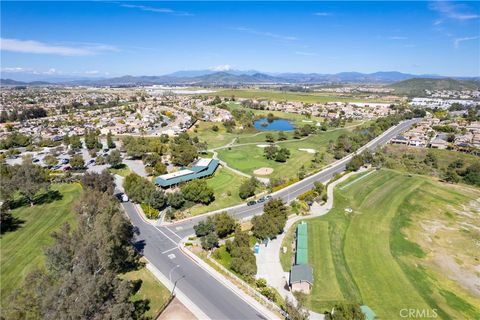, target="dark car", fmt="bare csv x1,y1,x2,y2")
32,158,40,163
265,195,273,201
247,200,256,206
257,197,266,203
62,165,71,171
